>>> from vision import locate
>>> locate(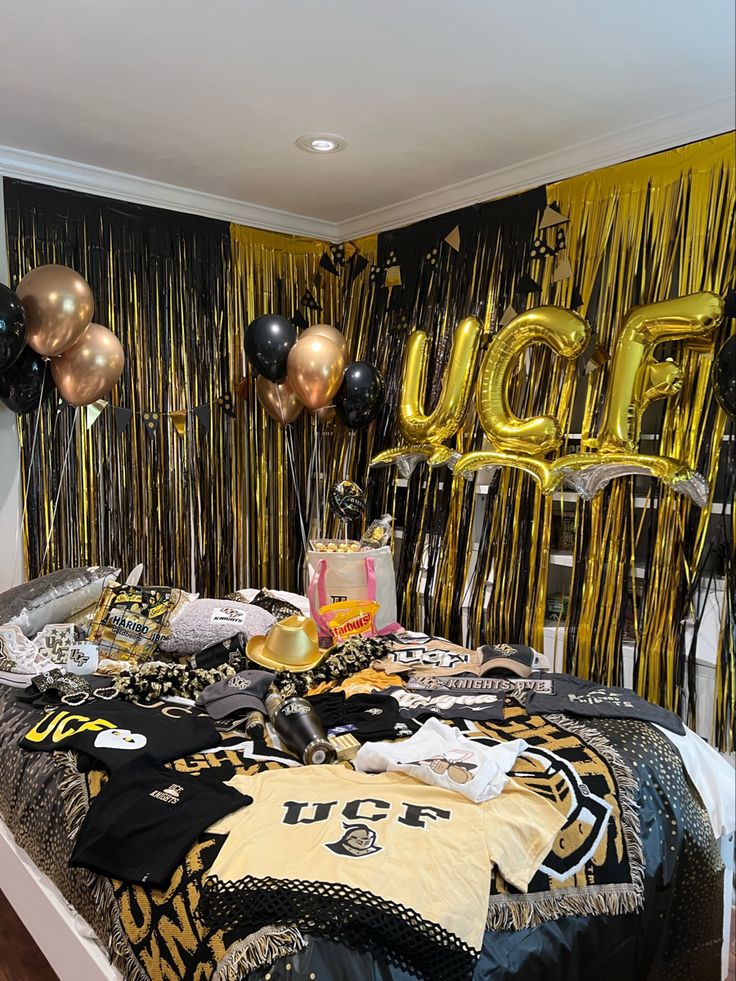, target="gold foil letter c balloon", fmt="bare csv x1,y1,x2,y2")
256,375,304,424
477,307,590,455
16,264,94,357
287,335,344,410
597,292,724,451
398,316,483,444
50,323,124,406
